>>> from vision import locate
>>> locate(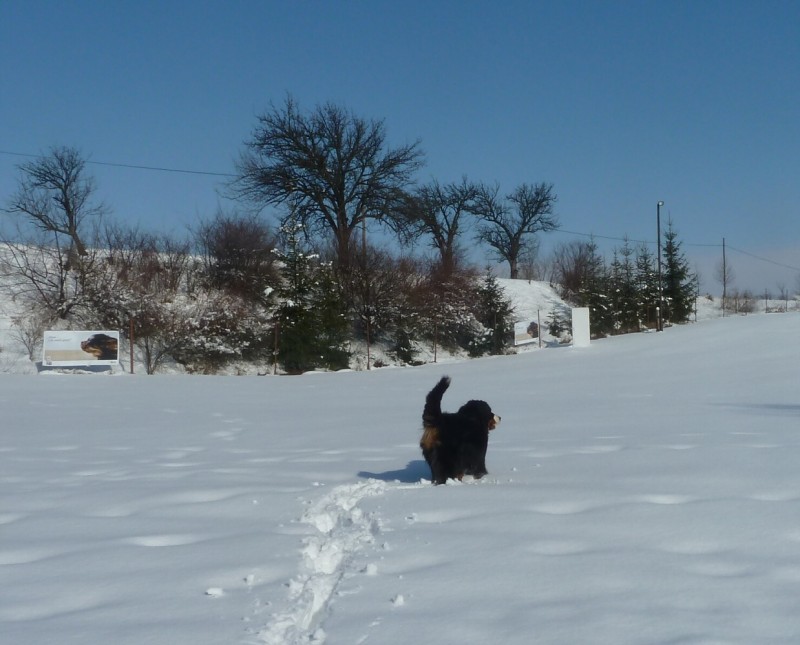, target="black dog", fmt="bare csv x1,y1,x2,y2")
420,376,500,485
